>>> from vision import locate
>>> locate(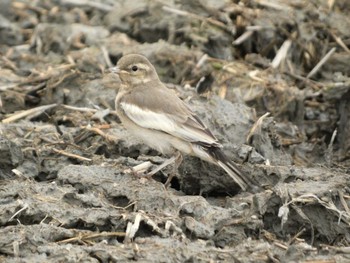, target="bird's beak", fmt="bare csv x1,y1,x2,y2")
109,66,120,74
